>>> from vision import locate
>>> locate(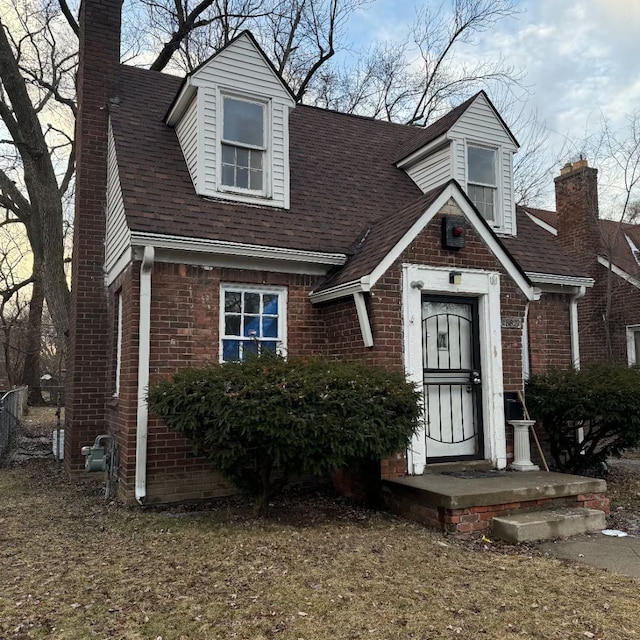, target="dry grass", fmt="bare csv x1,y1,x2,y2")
1,455,640,640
